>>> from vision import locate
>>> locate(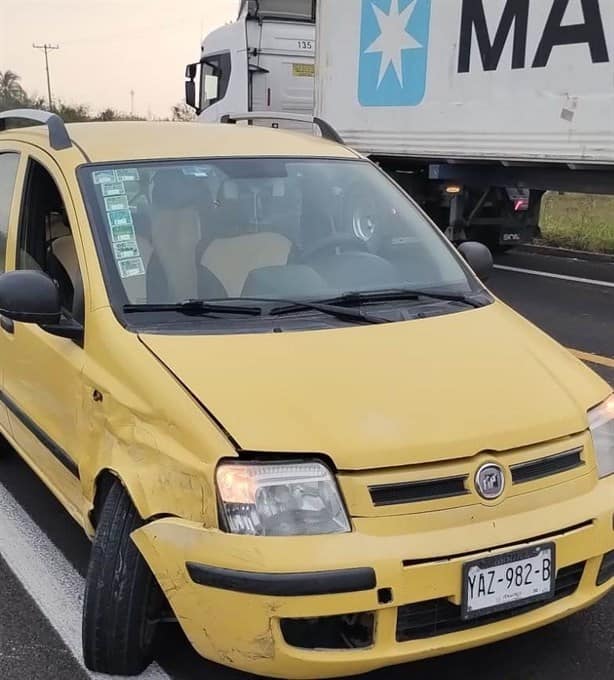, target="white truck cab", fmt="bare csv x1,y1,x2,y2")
185,0,316,124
